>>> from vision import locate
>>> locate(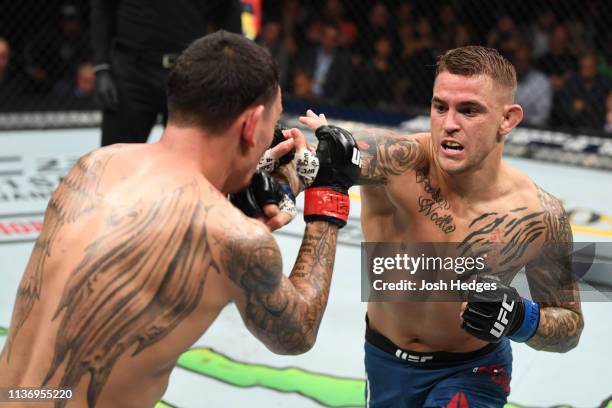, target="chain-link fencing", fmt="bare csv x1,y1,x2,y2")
1,0,612,136
260,0,612,136
0,0,94,113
